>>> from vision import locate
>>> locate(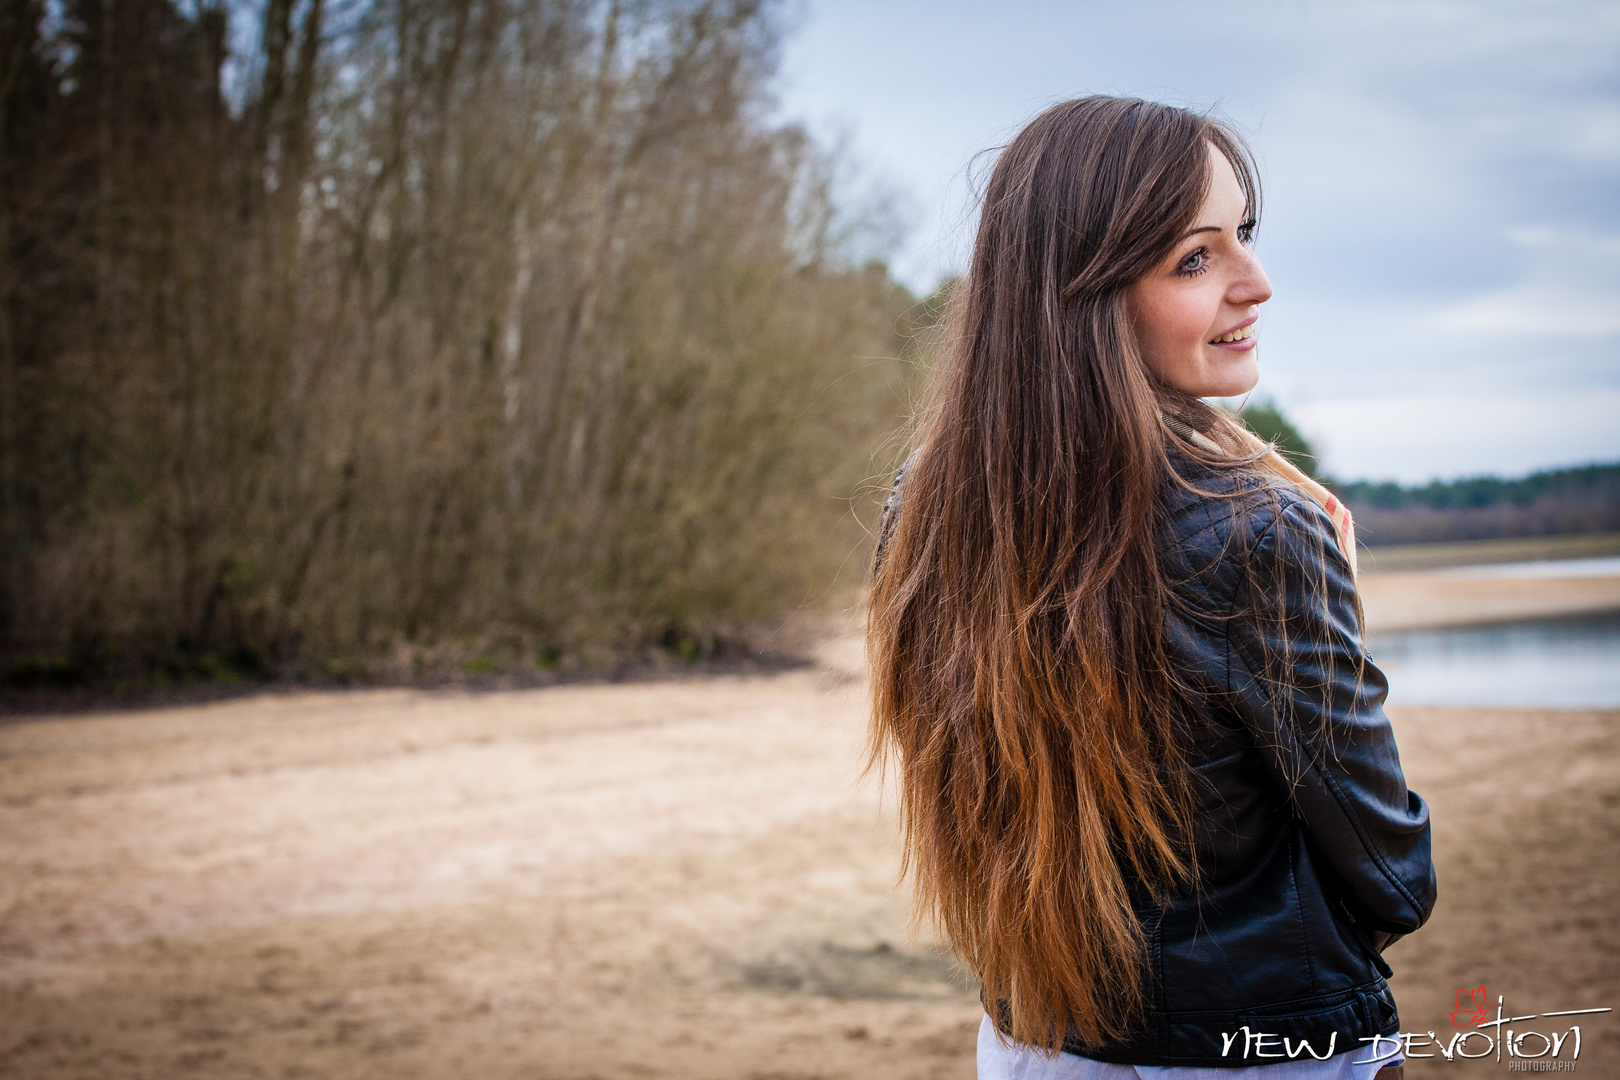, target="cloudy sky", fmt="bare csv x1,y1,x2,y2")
773,0,1620,483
